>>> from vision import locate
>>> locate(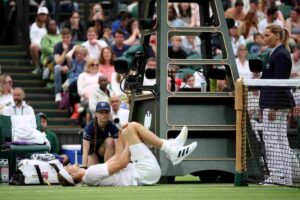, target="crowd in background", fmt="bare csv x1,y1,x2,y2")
1,0,300,128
